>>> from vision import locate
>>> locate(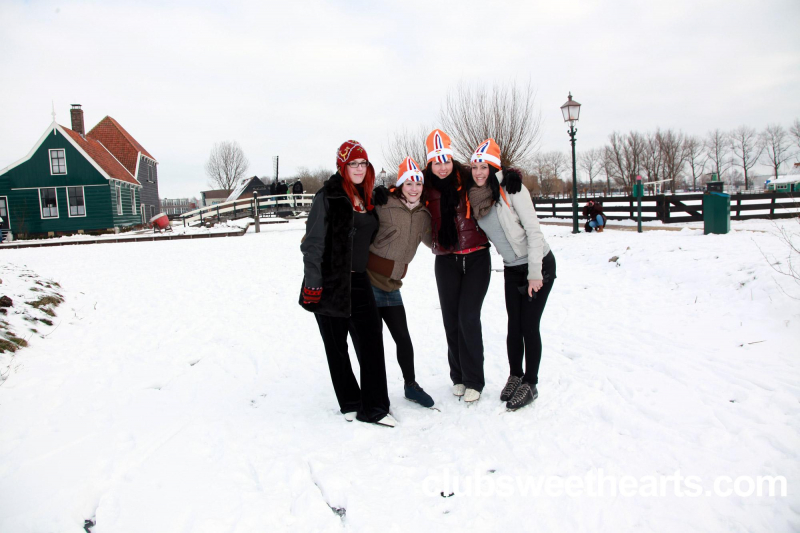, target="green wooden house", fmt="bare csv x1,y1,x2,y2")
765,175,800,192
0,116,143,239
